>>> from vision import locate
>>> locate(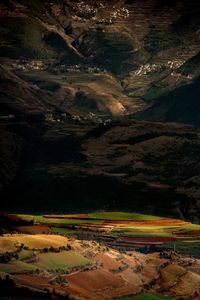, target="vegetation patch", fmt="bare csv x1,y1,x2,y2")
18,250,34,261
51,227,76,236
80,31,134,74
18,214,103,225
89,212,162,221
0,260,37,273
0,17,50,59
35,251,90,271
